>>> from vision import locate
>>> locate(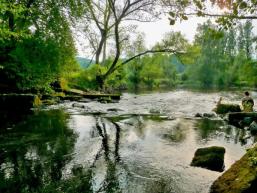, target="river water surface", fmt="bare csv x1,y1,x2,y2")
1,90,256,193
